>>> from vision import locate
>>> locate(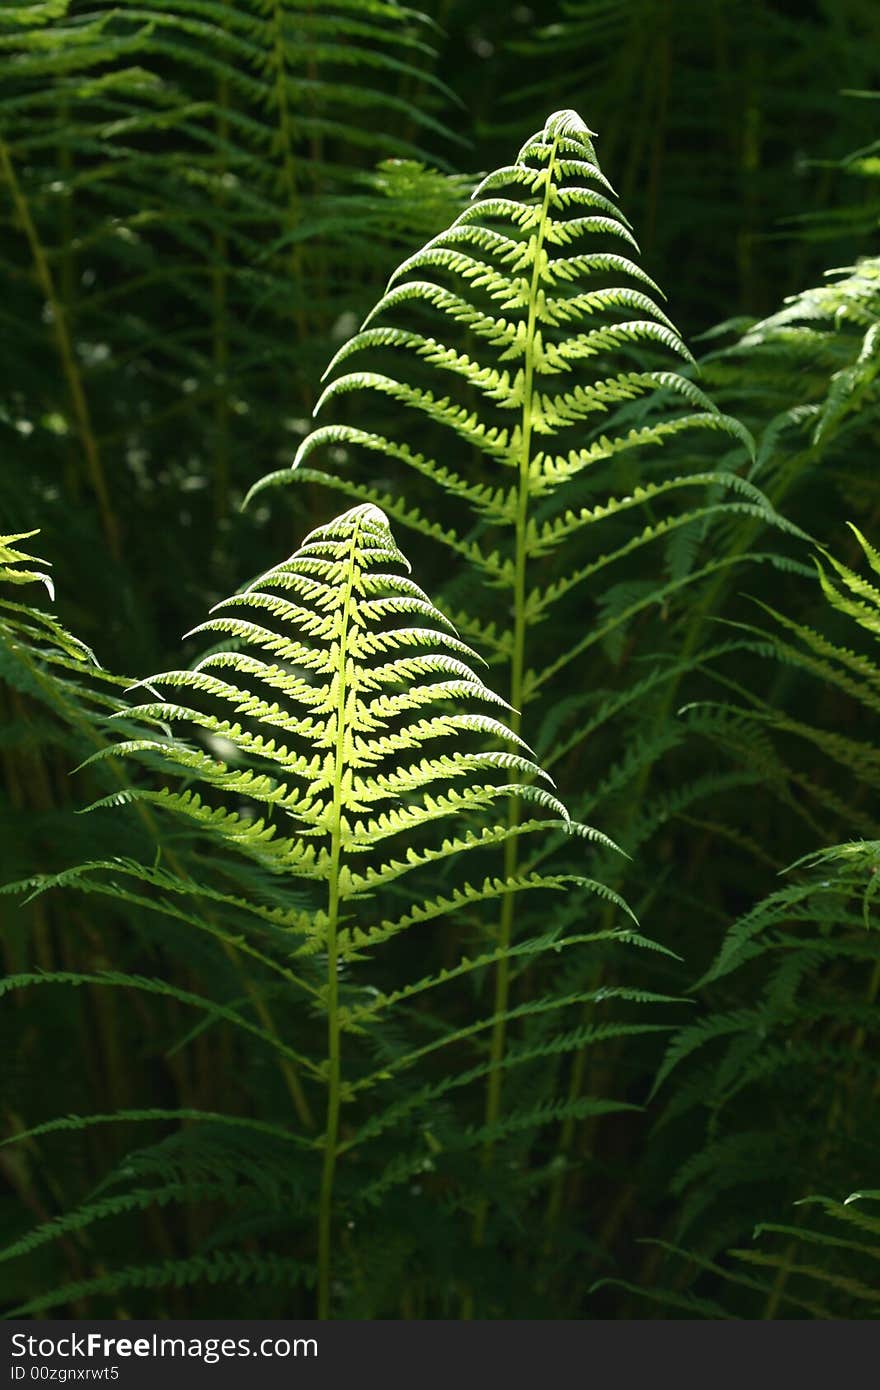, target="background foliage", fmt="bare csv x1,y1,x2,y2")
1,0,879,1319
